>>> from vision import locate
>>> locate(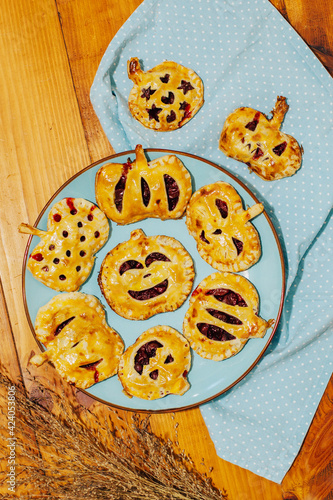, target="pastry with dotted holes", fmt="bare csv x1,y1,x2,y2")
127,57,204,131
95,144,192,224
186,181,264,272
98,228,195,320
219,96,302,180
118,325,191,400
183,272,273,361
19,197,109,292
30,292,124,389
